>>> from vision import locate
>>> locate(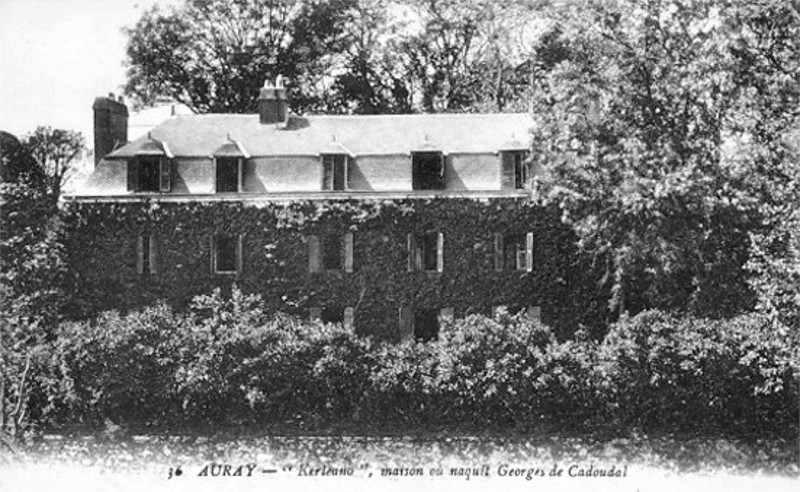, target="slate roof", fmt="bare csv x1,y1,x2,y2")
106,112,532,159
